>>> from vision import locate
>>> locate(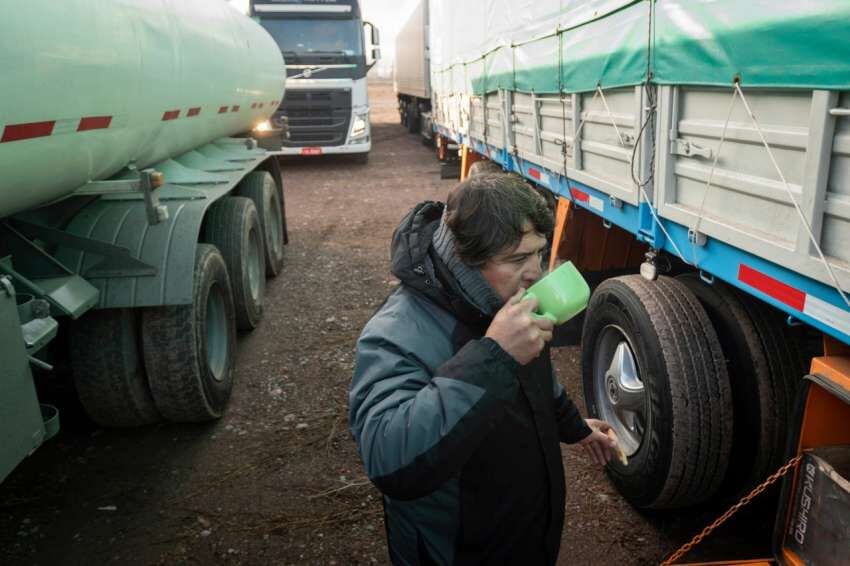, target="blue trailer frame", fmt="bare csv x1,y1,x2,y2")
436,123,850,347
